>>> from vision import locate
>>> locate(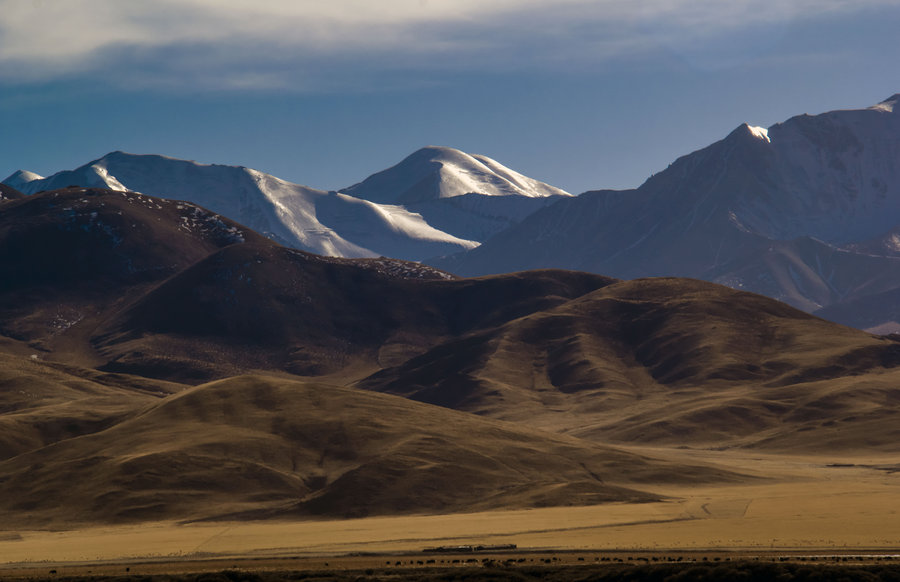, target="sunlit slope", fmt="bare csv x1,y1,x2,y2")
0,351,182,461
0,375,746,527
360,277,900,451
